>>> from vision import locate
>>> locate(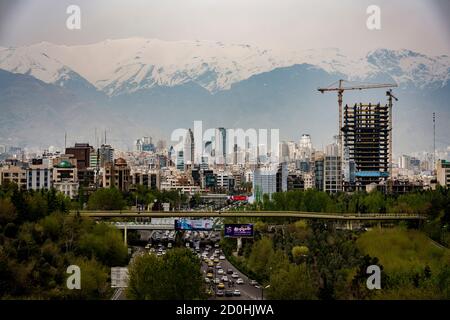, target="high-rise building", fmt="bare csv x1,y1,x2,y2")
398,155,411,170
214,128,227,165
253,163,287,199
298,134,313,160
314,152,325,191
324,143,342,193
176,150,184,171
184,129,194,166
342,103,391,188
99,144,114,167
